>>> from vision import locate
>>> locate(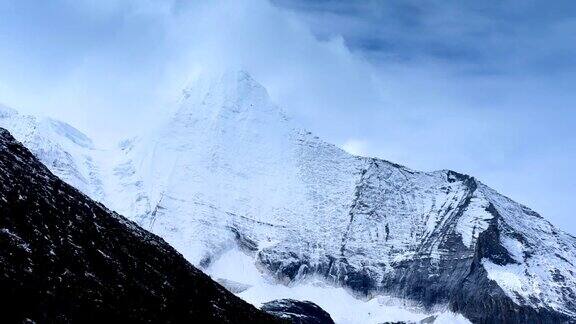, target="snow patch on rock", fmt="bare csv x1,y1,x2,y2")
456,193,492,248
